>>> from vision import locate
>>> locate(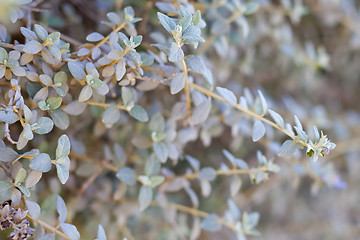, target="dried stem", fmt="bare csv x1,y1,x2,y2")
113,198,236,231
86,101,128,110
188,82,309,148
165,202,236,230
198,10,242,54
177,166,268,180
0,42,16,49
198,33,216,55
27,214,71,240
181,58,191,118
79,22,126,60
66,166,103,215
69,152,118,172
5,123,18,144
36,23,82,47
